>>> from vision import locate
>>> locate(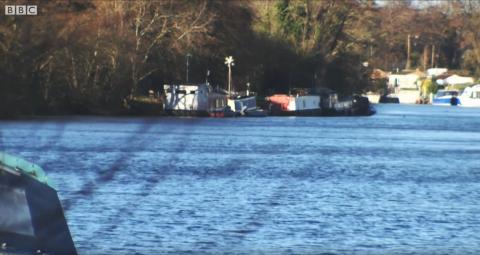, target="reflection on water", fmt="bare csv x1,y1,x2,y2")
1,104,480,254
